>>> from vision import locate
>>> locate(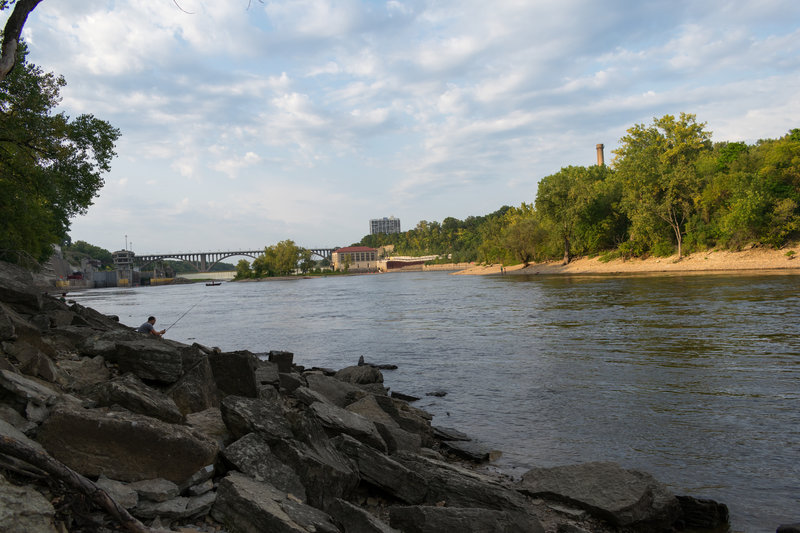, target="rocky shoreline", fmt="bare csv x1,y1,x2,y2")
0,259,763,533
